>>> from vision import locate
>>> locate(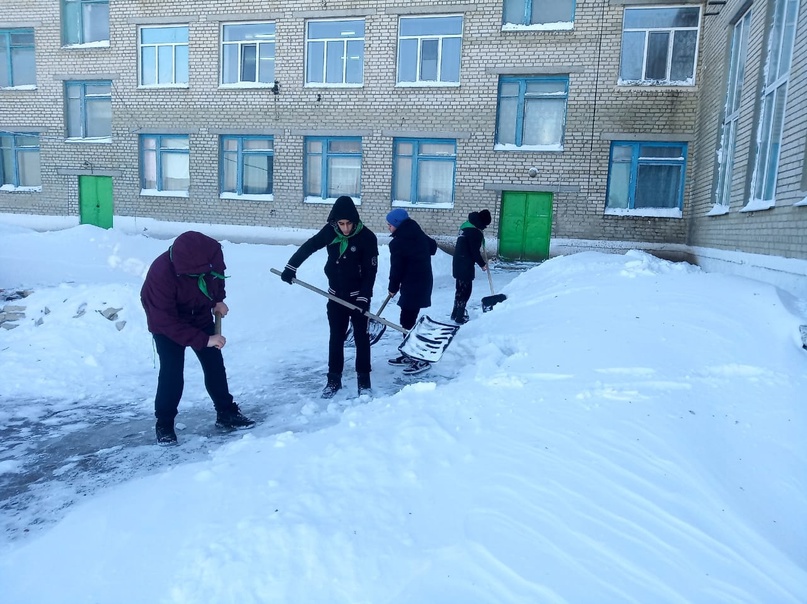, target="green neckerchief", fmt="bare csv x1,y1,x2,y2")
459,221,485,247
331,221,364,257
